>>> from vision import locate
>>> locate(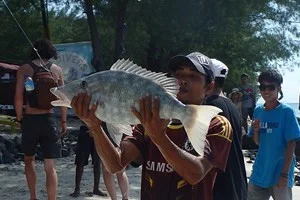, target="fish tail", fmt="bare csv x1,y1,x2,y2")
181,105,221,155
